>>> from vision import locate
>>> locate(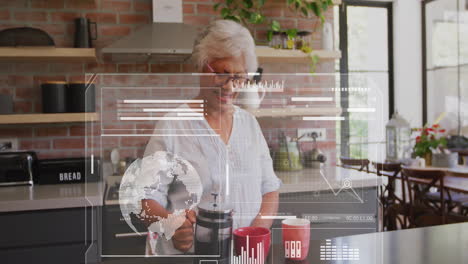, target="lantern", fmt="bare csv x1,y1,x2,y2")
386,112,411,162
